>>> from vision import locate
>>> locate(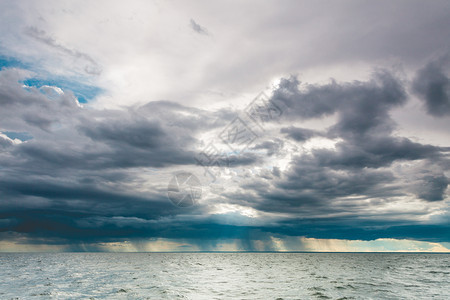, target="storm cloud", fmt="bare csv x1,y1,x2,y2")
413,56,450,117
0,0,449,251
